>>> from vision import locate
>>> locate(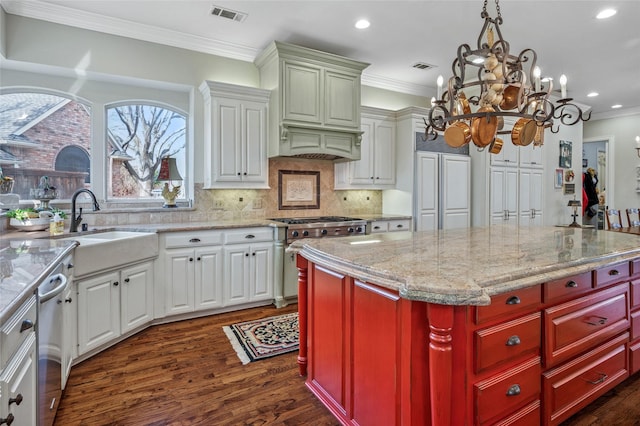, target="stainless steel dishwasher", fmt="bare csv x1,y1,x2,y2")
38,260,70,426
